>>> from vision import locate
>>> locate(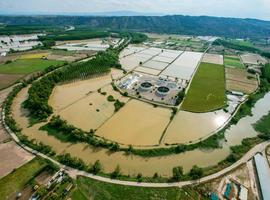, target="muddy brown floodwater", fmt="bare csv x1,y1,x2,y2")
11,76,270,177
